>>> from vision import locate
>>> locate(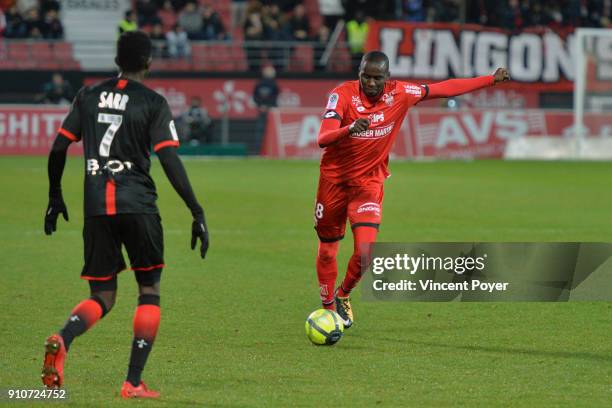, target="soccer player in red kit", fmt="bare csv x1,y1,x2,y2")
314,51,510,328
